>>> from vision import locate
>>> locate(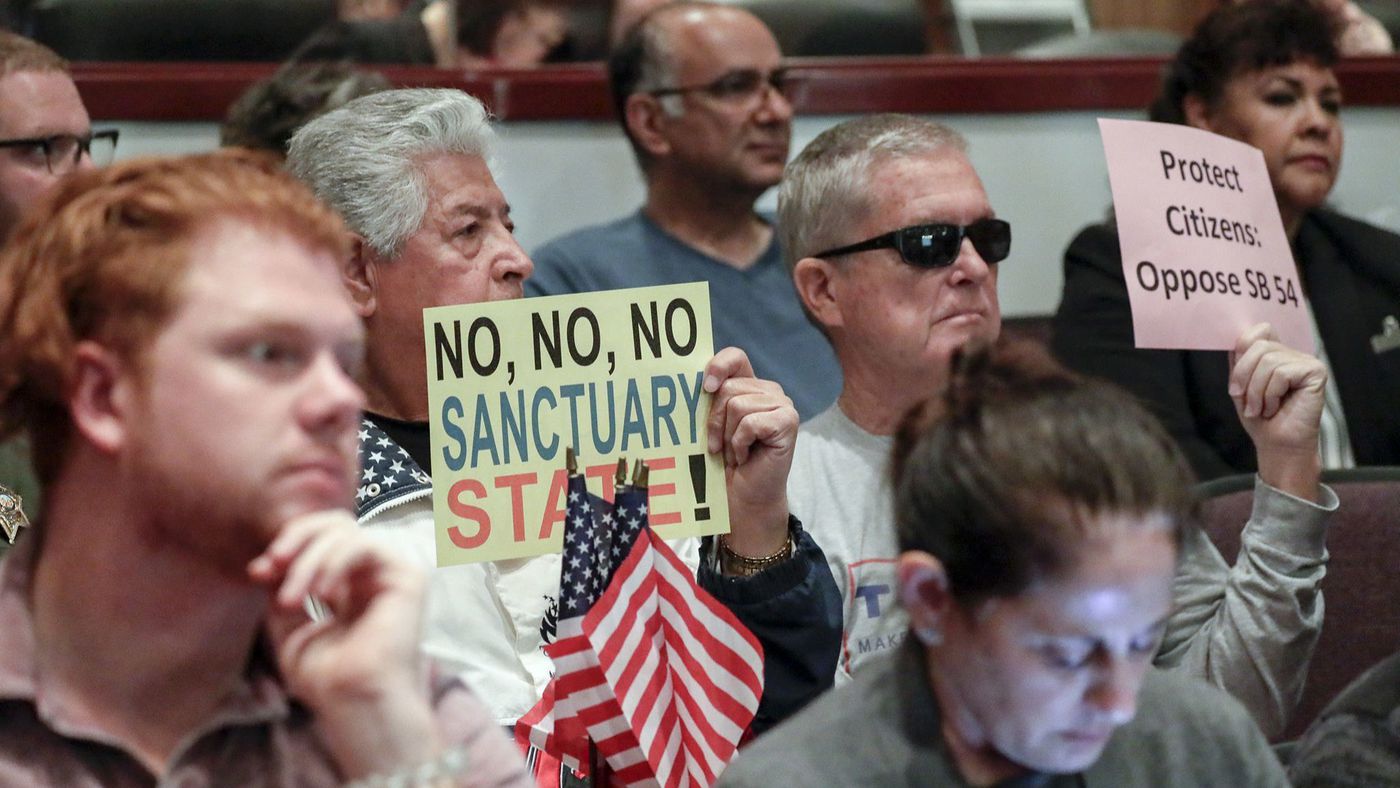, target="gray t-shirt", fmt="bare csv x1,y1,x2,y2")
529,211,842,420
717,642,1289,787
1291,651,1400,787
